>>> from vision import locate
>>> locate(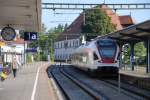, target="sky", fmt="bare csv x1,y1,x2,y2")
42,0,150,31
